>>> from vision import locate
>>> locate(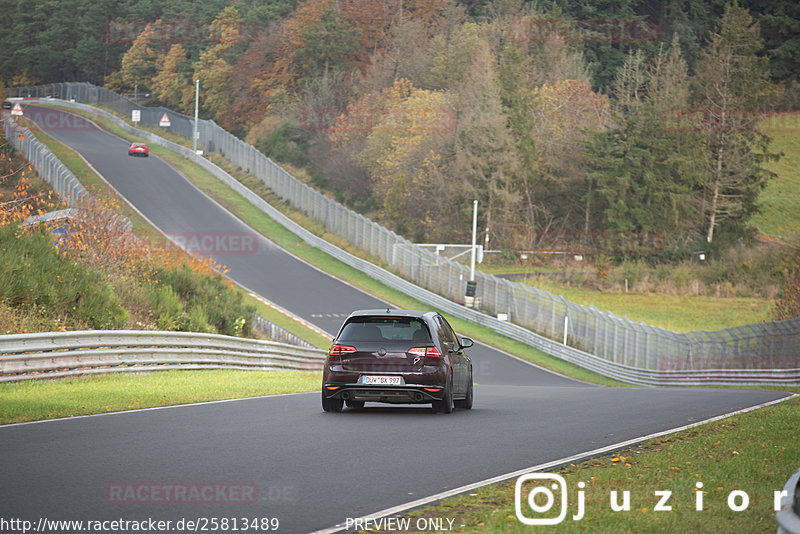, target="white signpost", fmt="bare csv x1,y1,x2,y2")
131,109,141,123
